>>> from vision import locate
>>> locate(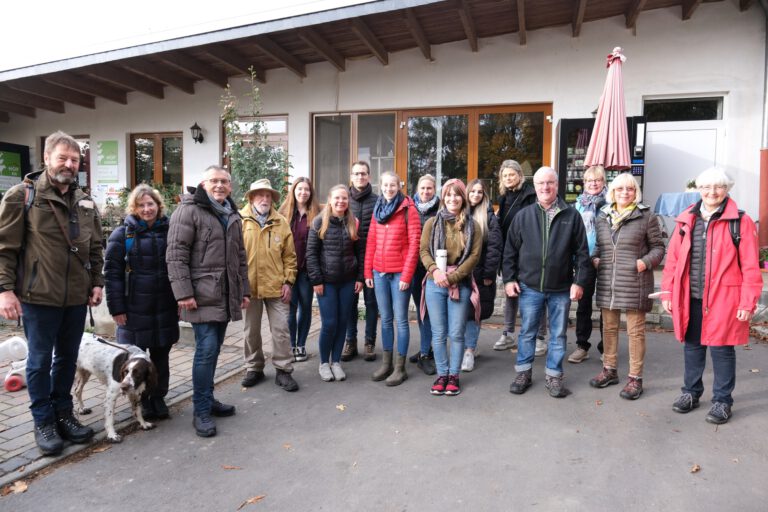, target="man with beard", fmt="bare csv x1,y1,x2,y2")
0,131,104,455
